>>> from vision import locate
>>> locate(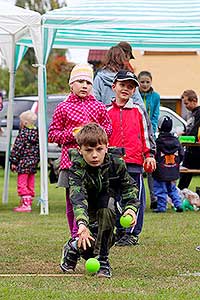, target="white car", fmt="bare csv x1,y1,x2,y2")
159,106,187,136
0,95,66,167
